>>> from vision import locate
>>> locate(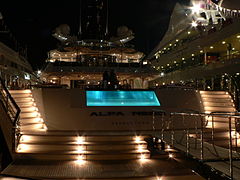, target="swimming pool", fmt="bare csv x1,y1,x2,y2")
86,90,160,106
